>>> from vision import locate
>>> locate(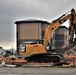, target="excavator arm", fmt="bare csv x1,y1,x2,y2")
43,9,76,46
69,9,76,43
